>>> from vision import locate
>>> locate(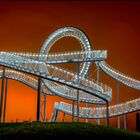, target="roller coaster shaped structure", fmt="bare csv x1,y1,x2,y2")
0,27,139,127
